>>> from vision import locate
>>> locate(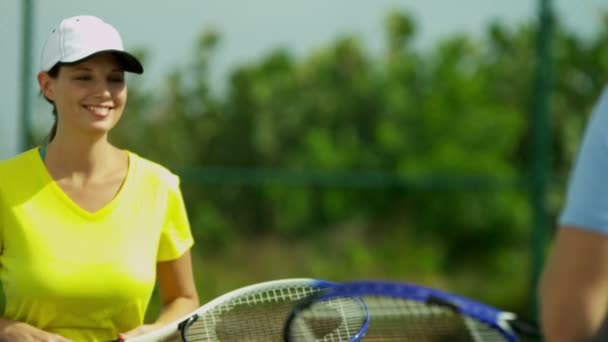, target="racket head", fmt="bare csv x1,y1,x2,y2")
284,280,540,342
122,278,335,342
